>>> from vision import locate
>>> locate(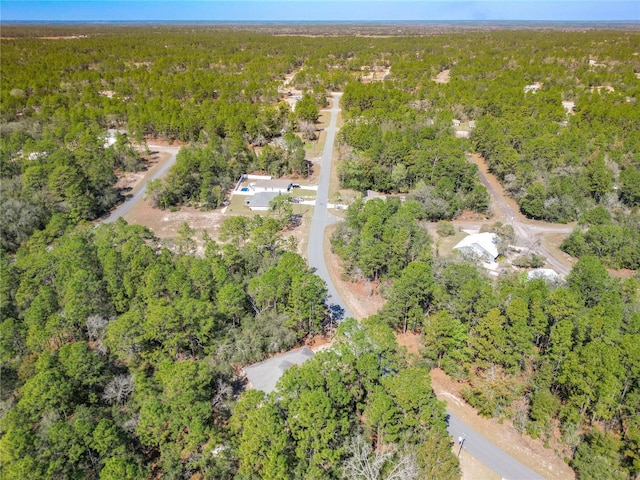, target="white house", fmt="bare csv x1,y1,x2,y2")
104,129,119,148
524,83,541,94
285,95,302,109
103,129,127,149
252,179,293,194
453,232,500,263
